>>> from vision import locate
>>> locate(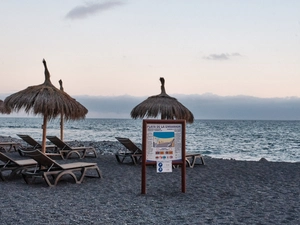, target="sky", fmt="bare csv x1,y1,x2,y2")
1,1,300,120
1,0,299,98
